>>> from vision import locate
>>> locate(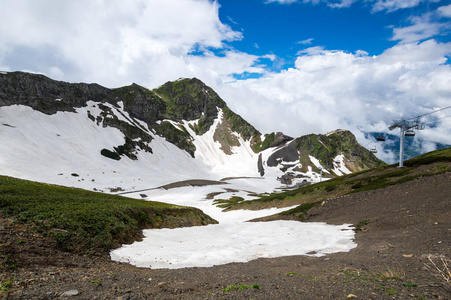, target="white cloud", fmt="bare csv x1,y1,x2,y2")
266,0,357,8
0,0,245,88
186,50,265,81
217,40,451,162
371,0,430,13
297,38,315,45
390,6,451,43
326,0,358,8
296,46,326,55
265,0,442,13
391,18,442,43
438,4,451,17
262,54,278,61
265,0,299,4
